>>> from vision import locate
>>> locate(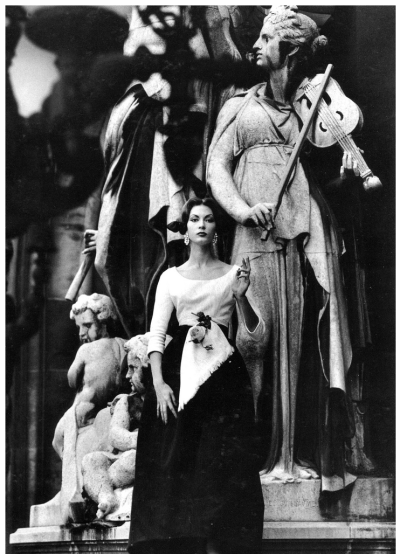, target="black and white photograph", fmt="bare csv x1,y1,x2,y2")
6,5,395,554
